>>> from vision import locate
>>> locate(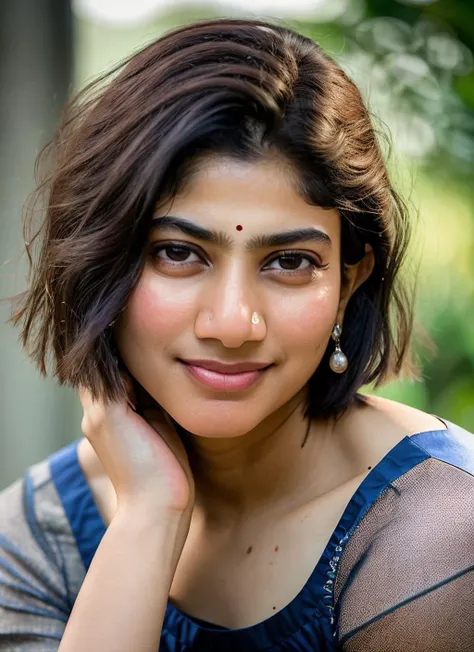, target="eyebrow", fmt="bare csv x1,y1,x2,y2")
150,216,332,251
